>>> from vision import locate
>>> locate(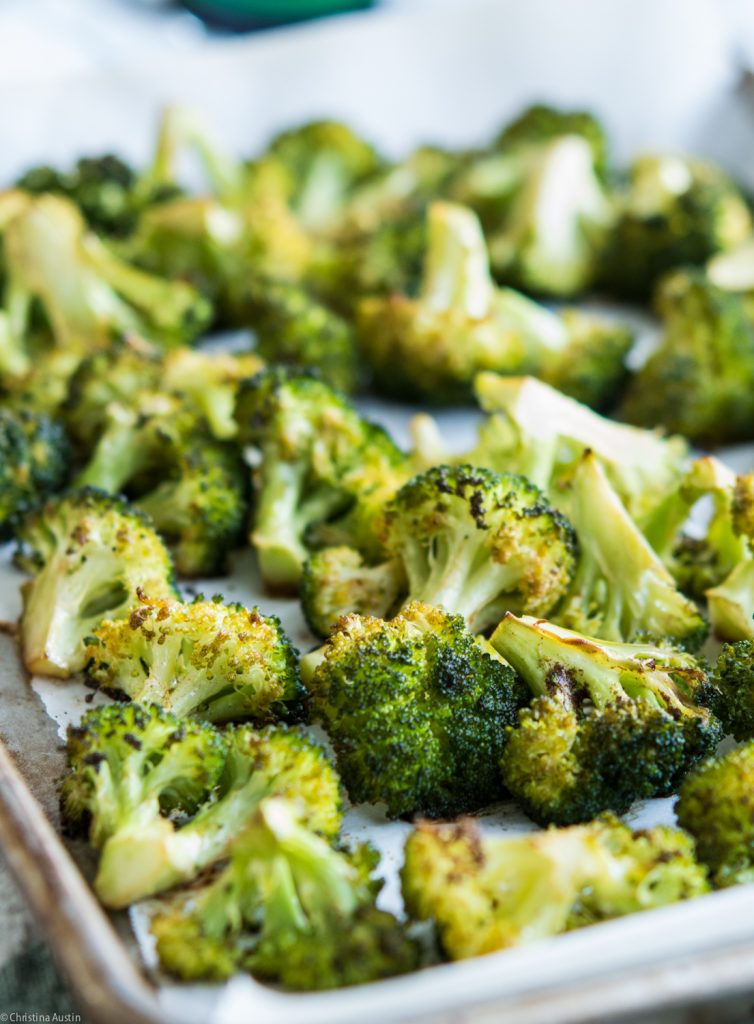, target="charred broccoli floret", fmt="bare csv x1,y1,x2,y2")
472,373,688,524
300,547,405,638
85,594,305,723
240,278,360,394
15,489,177,677
676,742,754,887
601,155,752,299
235,367,406,590
402,813,708,960
152,797,418,989
620,270,754,445
554,453,707,649
63,707,342,908
492,615,722,825
305,601,527,819
2,194,212,355
0,409,71,538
